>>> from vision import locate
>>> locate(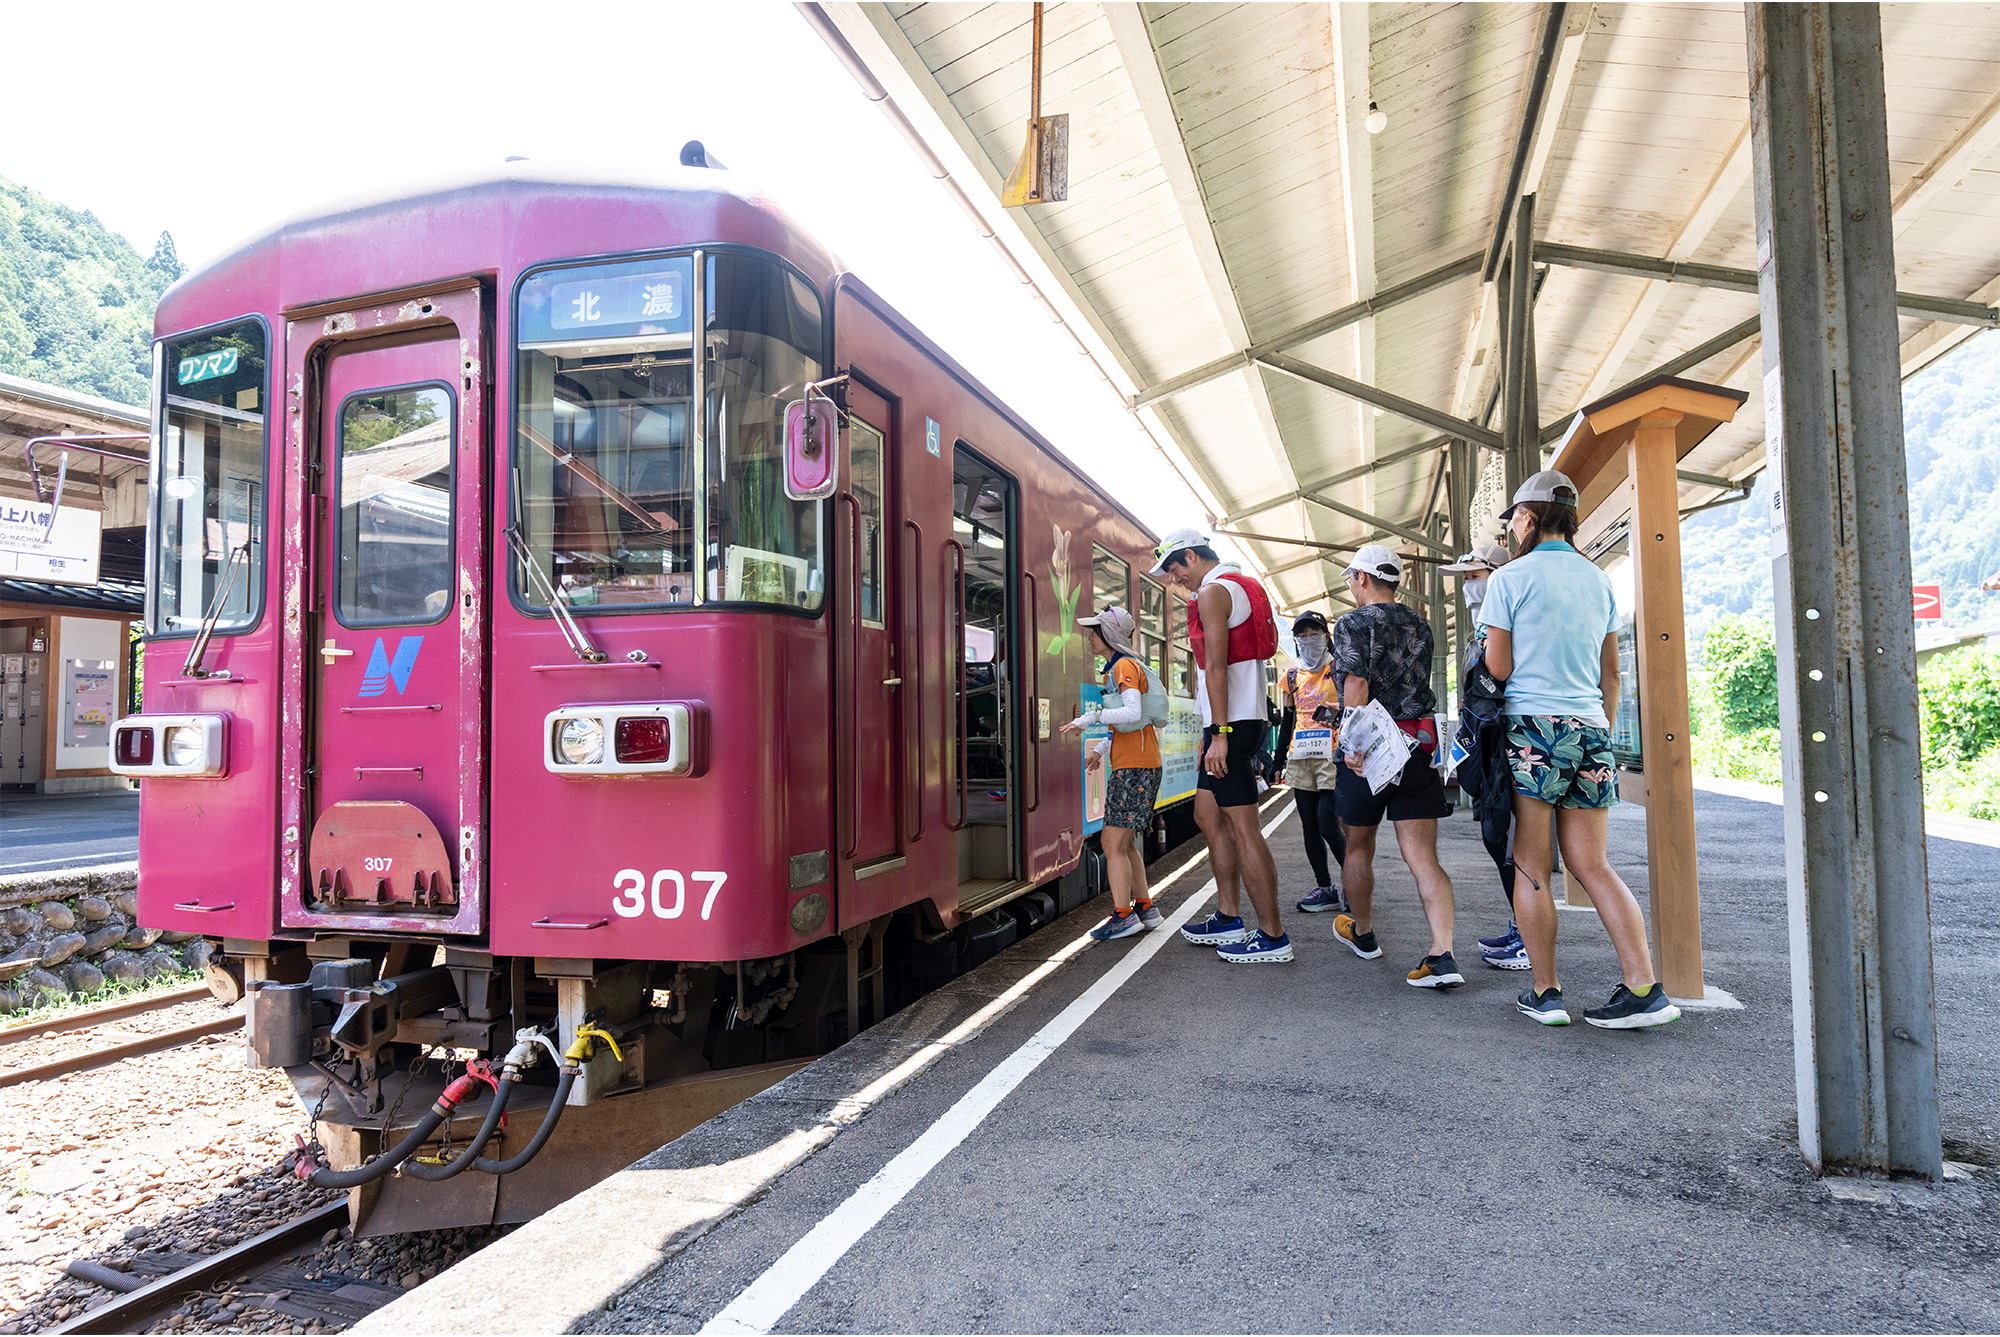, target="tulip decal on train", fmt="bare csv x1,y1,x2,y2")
1045,524,1083,666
